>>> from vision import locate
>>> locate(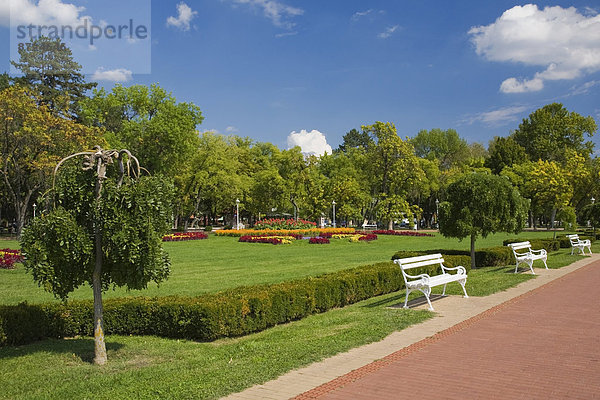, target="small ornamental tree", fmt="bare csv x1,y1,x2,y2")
439,173,528,268
20,147,174,365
